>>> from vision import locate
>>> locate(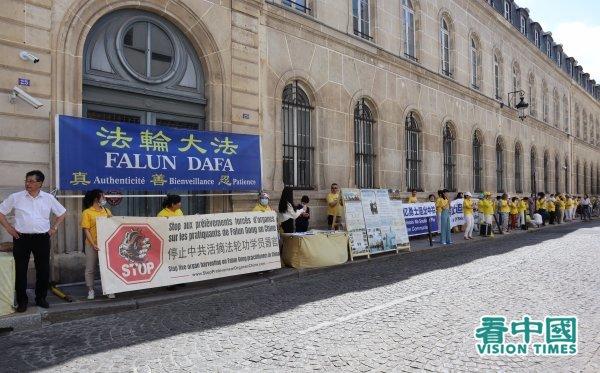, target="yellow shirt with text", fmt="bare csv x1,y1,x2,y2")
81,206,112,246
